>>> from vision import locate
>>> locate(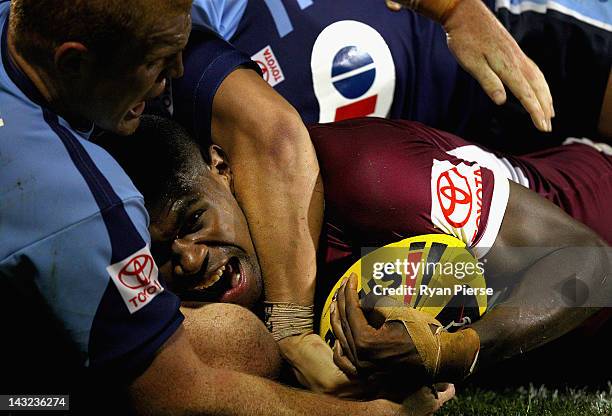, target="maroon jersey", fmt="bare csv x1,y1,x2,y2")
309,118,612,289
